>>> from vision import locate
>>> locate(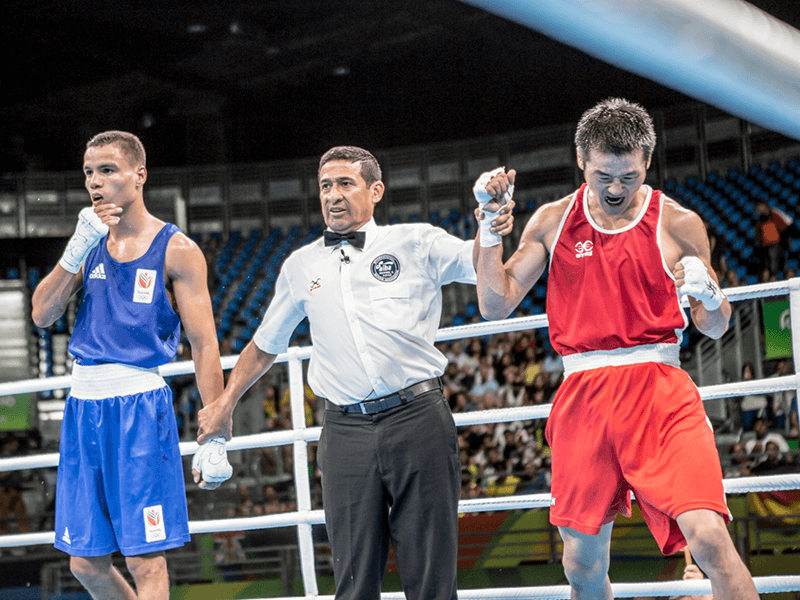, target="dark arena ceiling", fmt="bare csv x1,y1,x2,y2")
1,0,799,171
